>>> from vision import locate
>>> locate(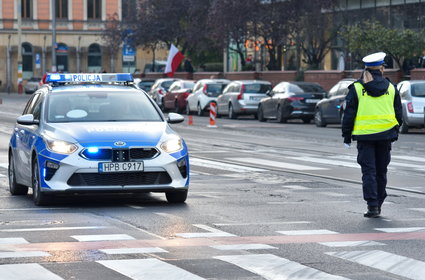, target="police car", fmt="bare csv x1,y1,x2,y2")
8,73,189,206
